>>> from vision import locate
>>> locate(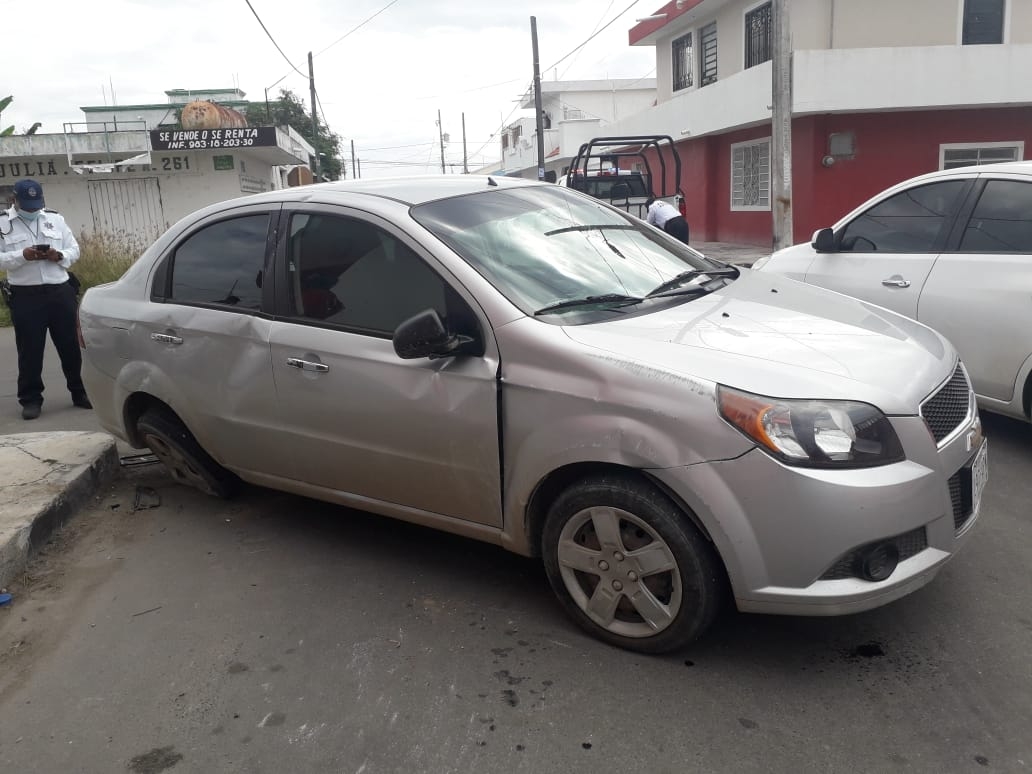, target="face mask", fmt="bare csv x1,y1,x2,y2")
16,208,41,221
